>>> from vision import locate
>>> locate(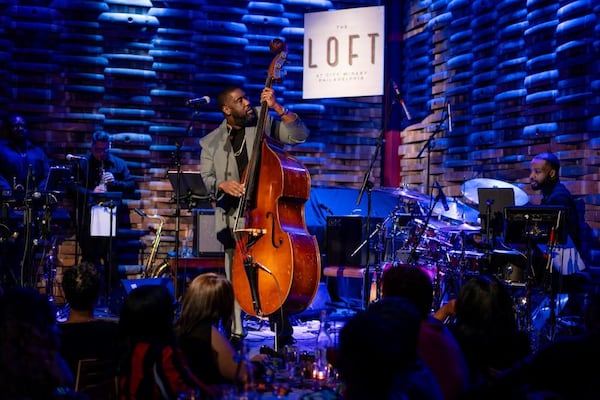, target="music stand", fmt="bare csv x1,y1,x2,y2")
88,191,122,310
167,170,211,209
44,166,72,194
478,187,514,227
